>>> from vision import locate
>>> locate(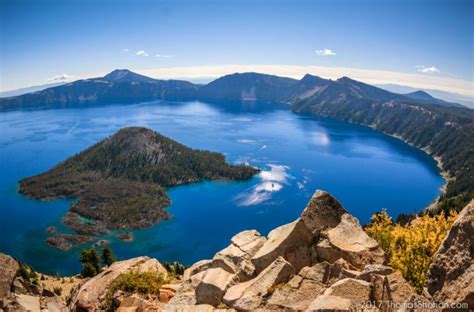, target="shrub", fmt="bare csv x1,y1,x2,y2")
365,209,457,292
105,270,169,310
53,286,62,296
